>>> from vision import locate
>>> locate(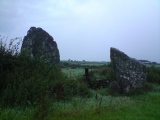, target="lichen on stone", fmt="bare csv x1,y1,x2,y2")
110,47,146,94
21,27,60,65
